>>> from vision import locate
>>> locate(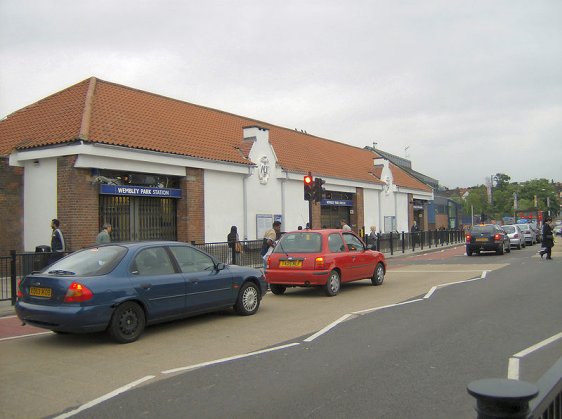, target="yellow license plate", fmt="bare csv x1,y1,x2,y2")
29,287,52,298
279,260,302,268
475,238,489,242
